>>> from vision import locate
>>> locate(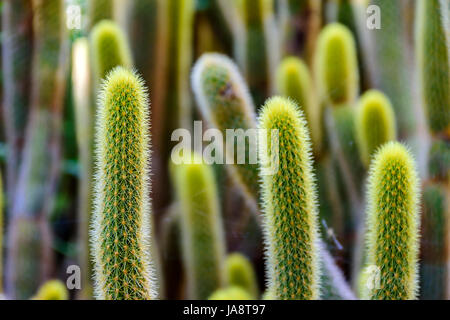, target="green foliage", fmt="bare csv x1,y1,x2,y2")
258,97,321,300
416,0,450,134
171,153,227,300
90,20,133,81
32,280,68,300
209,286,253,300
365,142,420,300
192,53,259,204
356,90,397,167
92,67,157,300
315,23,359,106
225,253,259,298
